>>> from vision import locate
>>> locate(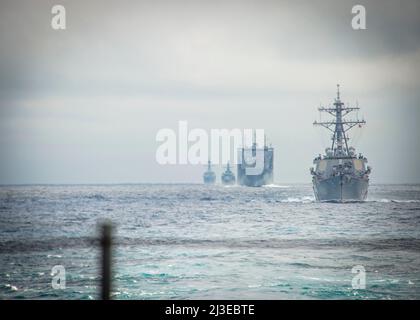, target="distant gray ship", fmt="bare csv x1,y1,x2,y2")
237,133,273,187
203,160,216,184
310,85,371,202
221,162,236,185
